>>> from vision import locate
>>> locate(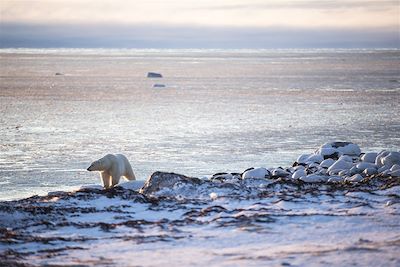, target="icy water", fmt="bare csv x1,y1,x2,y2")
0,49,400,266
0,49,399,200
